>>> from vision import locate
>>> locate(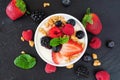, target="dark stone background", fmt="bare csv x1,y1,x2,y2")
0,0,120,80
